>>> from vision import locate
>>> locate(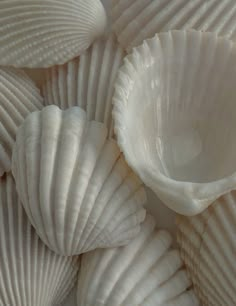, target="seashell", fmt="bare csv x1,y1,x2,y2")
77,215,200,306
113,29,236,216
112,0,236,51
42,35,125,137
0,67,43,176
0,173,78,306
12,105,147,255
0,0,107,68
177,191,236,306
